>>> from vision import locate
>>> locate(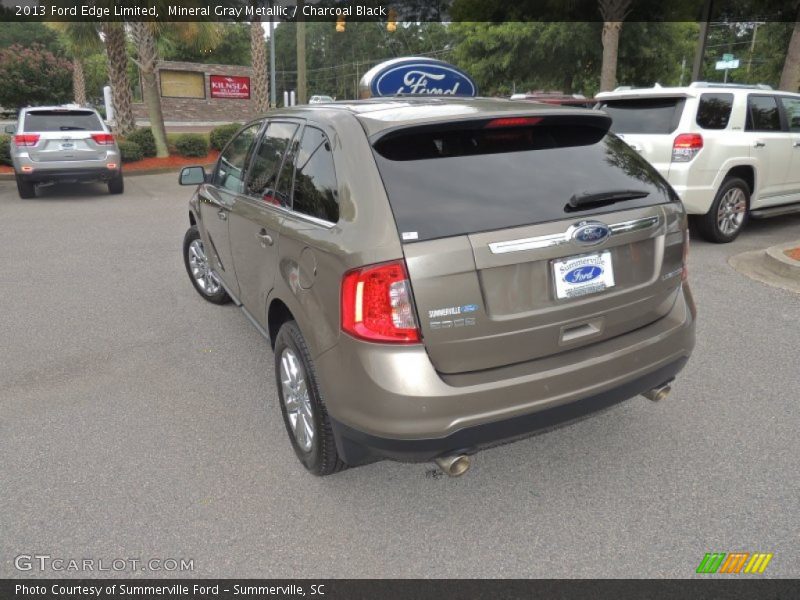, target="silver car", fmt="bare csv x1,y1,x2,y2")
6,105,123,198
